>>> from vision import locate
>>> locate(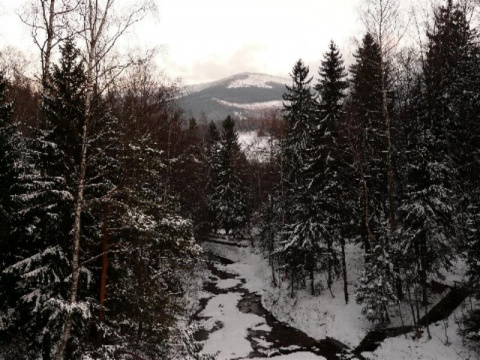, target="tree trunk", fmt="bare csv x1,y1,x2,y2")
99,204,109,323
341,239,348,304
361,167,374,252
42,0,56,85
327,239,333,291
270,256,277,287
290,269,295,298
380,57,396,248
55,29,96,360
310,266,315,296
